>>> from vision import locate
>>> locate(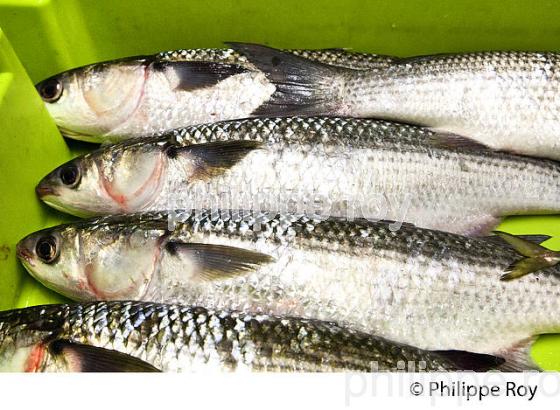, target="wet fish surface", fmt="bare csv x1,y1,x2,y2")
16,210,560,368
35,47,394,142
158,47,396,71
35,117,560,235
231,43,560,160
0,301,503,372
